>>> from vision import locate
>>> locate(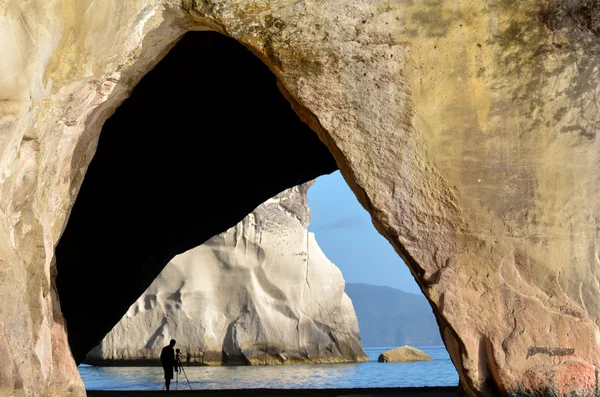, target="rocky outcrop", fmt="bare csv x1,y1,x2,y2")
3,1,600,396
378,346,433,363
84,183,367,366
